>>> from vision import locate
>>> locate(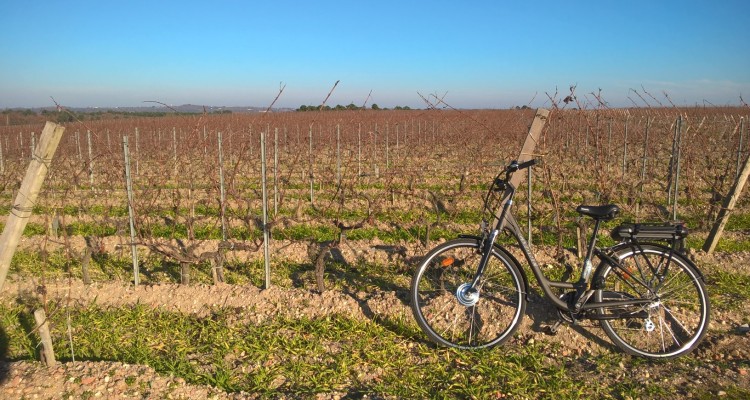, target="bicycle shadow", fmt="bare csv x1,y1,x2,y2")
310,242,618,352
302,243,430,342
524,287,617,352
